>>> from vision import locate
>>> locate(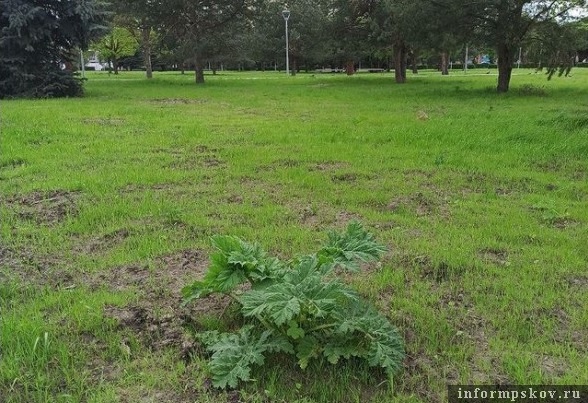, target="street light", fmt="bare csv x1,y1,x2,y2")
282,9,290,75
